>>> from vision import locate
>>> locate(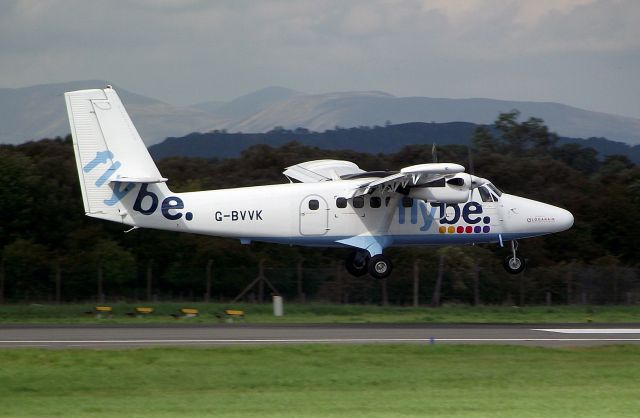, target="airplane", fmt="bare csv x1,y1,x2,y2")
65,86,574,279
